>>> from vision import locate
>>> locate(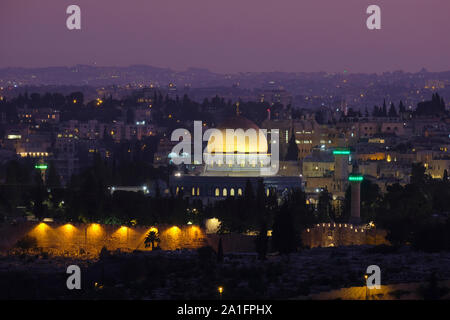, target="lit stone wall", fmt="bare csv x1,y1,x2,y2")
0,222,207,257
301,223,389,248
0,222,390,256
